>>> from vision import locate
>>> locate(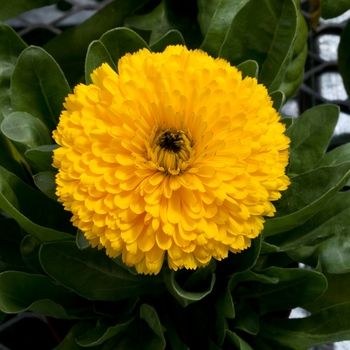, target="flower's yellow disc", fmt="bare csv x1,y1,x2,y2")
53,45,290,275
